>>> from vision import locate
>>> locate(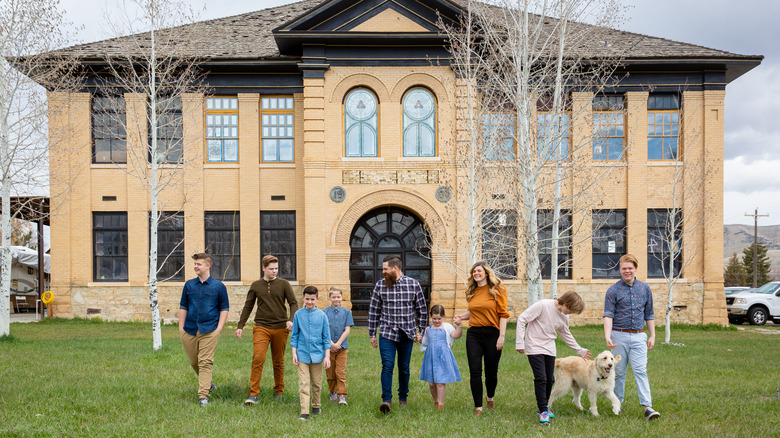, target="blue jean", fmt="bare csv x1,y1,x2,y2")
611,330,652,407
378,334,414,403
